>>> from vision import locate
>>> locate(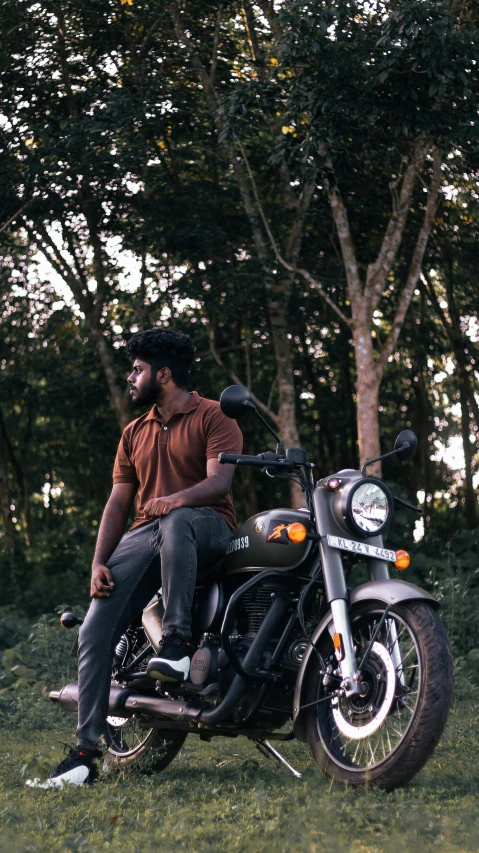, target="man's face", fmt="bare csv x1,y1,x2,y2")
128,359,163,407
